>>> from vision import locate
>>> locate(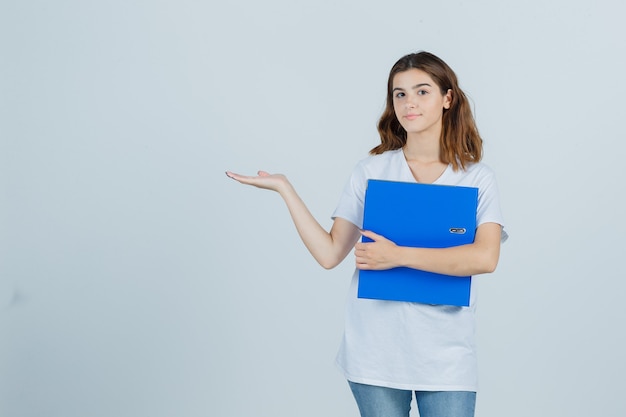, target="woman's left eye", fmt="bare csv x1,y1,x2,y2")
417,89,428,95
